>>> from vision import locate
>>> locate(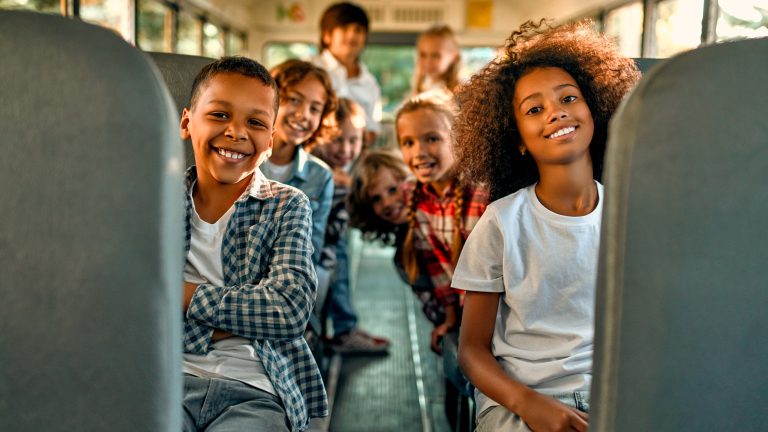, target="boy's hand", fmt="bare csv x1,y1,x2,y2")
183,282,198,313
516,390,589,432
430,304,457,354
